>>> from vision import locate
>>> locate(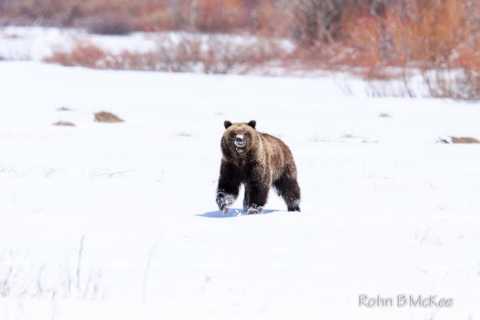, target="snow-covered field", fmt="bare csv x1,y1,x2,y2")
1,58,480,320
